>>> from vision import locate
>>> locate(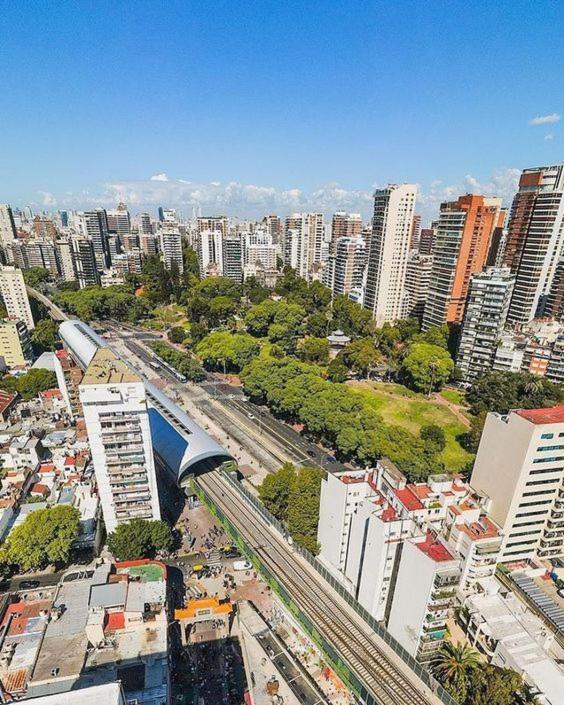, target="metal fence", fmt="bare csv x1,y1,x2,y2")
218,471,459,705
